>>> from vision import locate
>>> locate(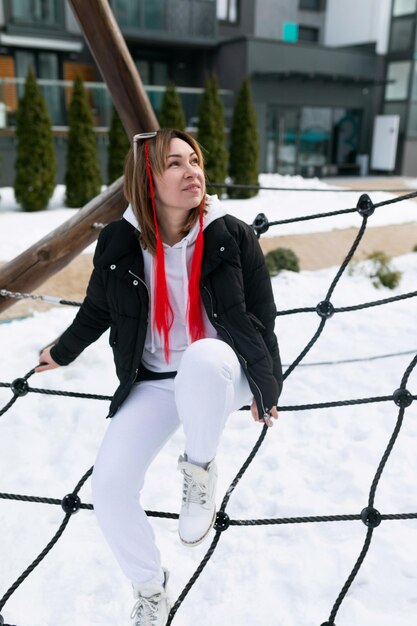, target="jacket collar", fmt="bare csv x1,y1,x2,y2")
201,217,239,278
94,215,237,280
